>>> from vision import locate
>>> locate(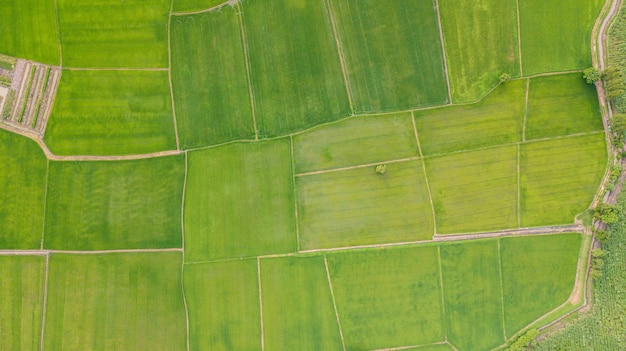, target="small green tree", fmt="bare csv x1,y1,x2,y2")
595,229,610,242
499,73,511,83
375,164,387,174
583,67,600,84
